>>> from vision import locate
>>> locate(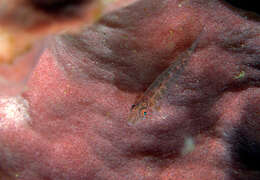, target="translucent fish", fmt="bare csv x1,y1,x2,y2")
128,32,203,125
